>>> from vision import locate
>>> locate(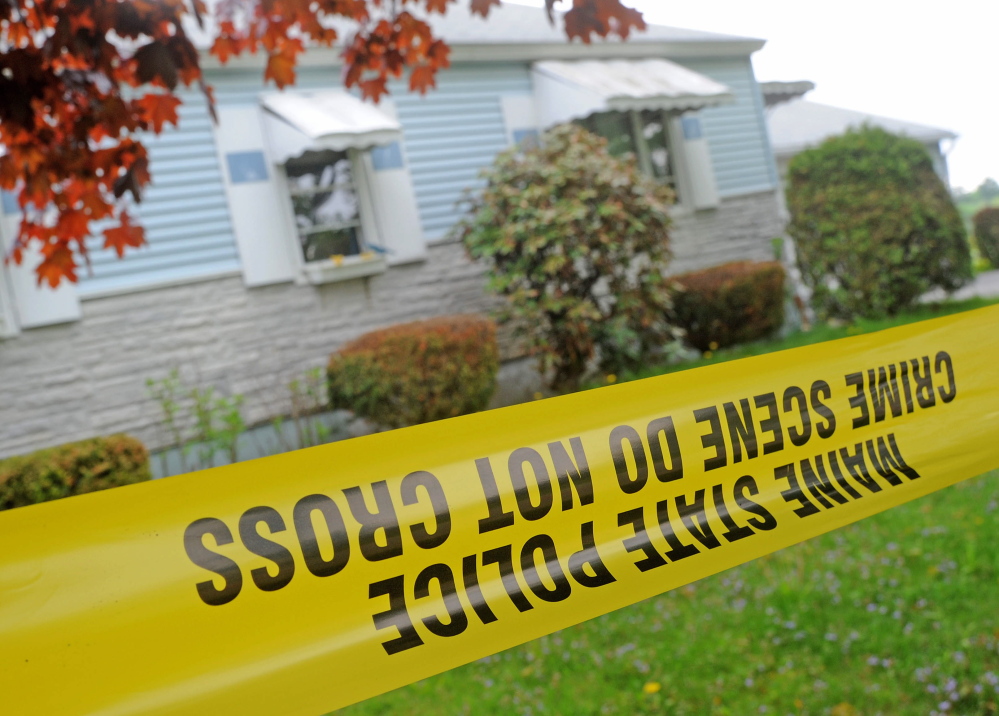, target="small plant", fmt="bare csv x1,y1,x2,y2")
146,370,245,471
288,367,333,449
973,207,999,269
455,123,678,390
328,315,499,429
672,261,786,352
146,369,190,475
0,435,150,511
786,126,971,319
